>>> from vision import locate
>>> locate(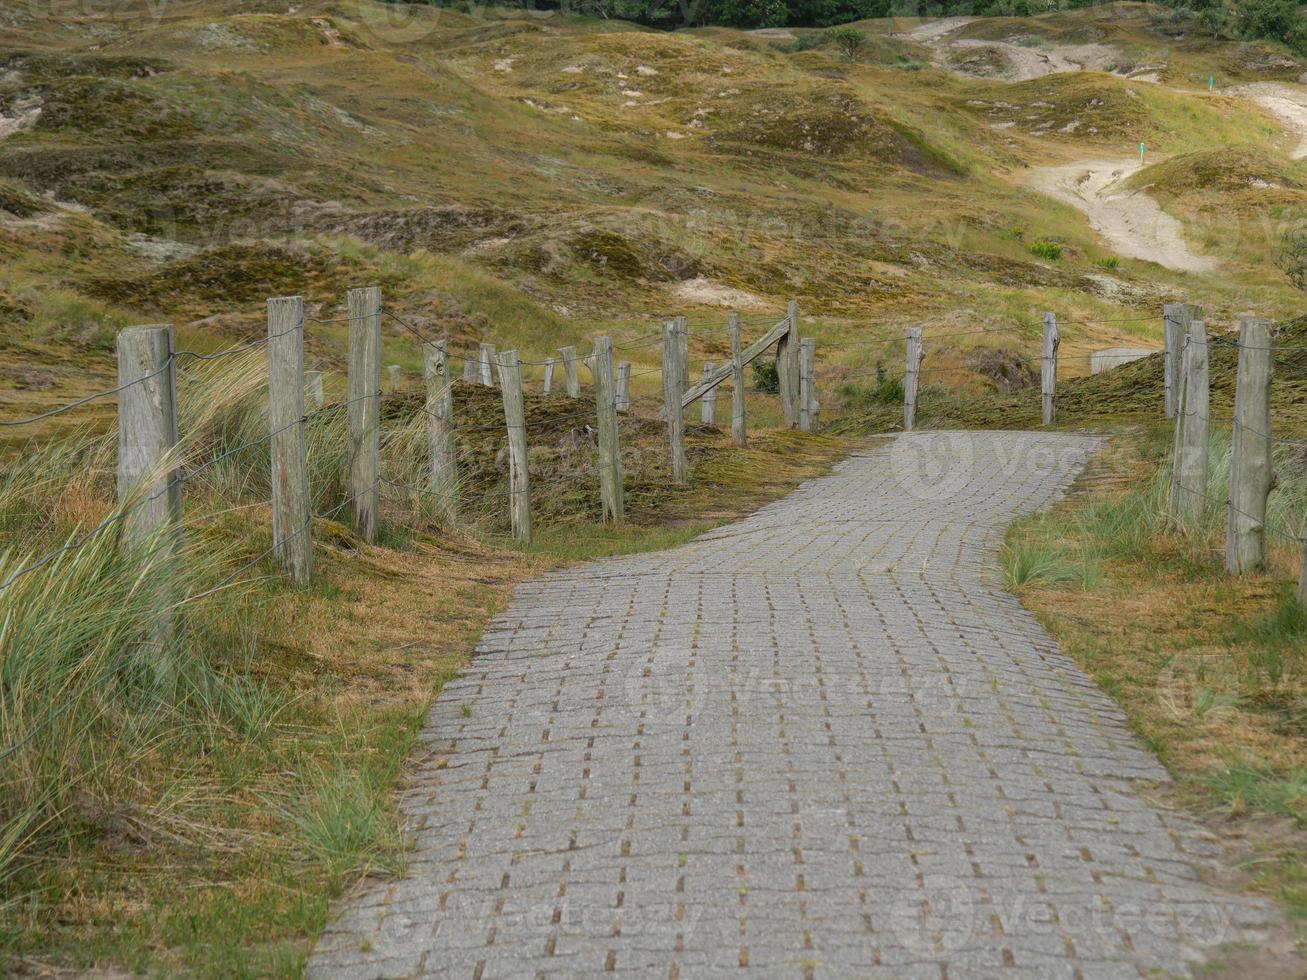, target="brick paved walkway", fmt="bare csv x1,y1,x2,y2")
310,432,1281,979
